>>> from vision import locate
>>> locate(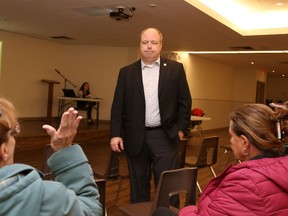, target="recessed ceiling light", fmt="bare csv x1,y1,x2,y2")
251,62,254,65
276,2,284,6
149,4,157,7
